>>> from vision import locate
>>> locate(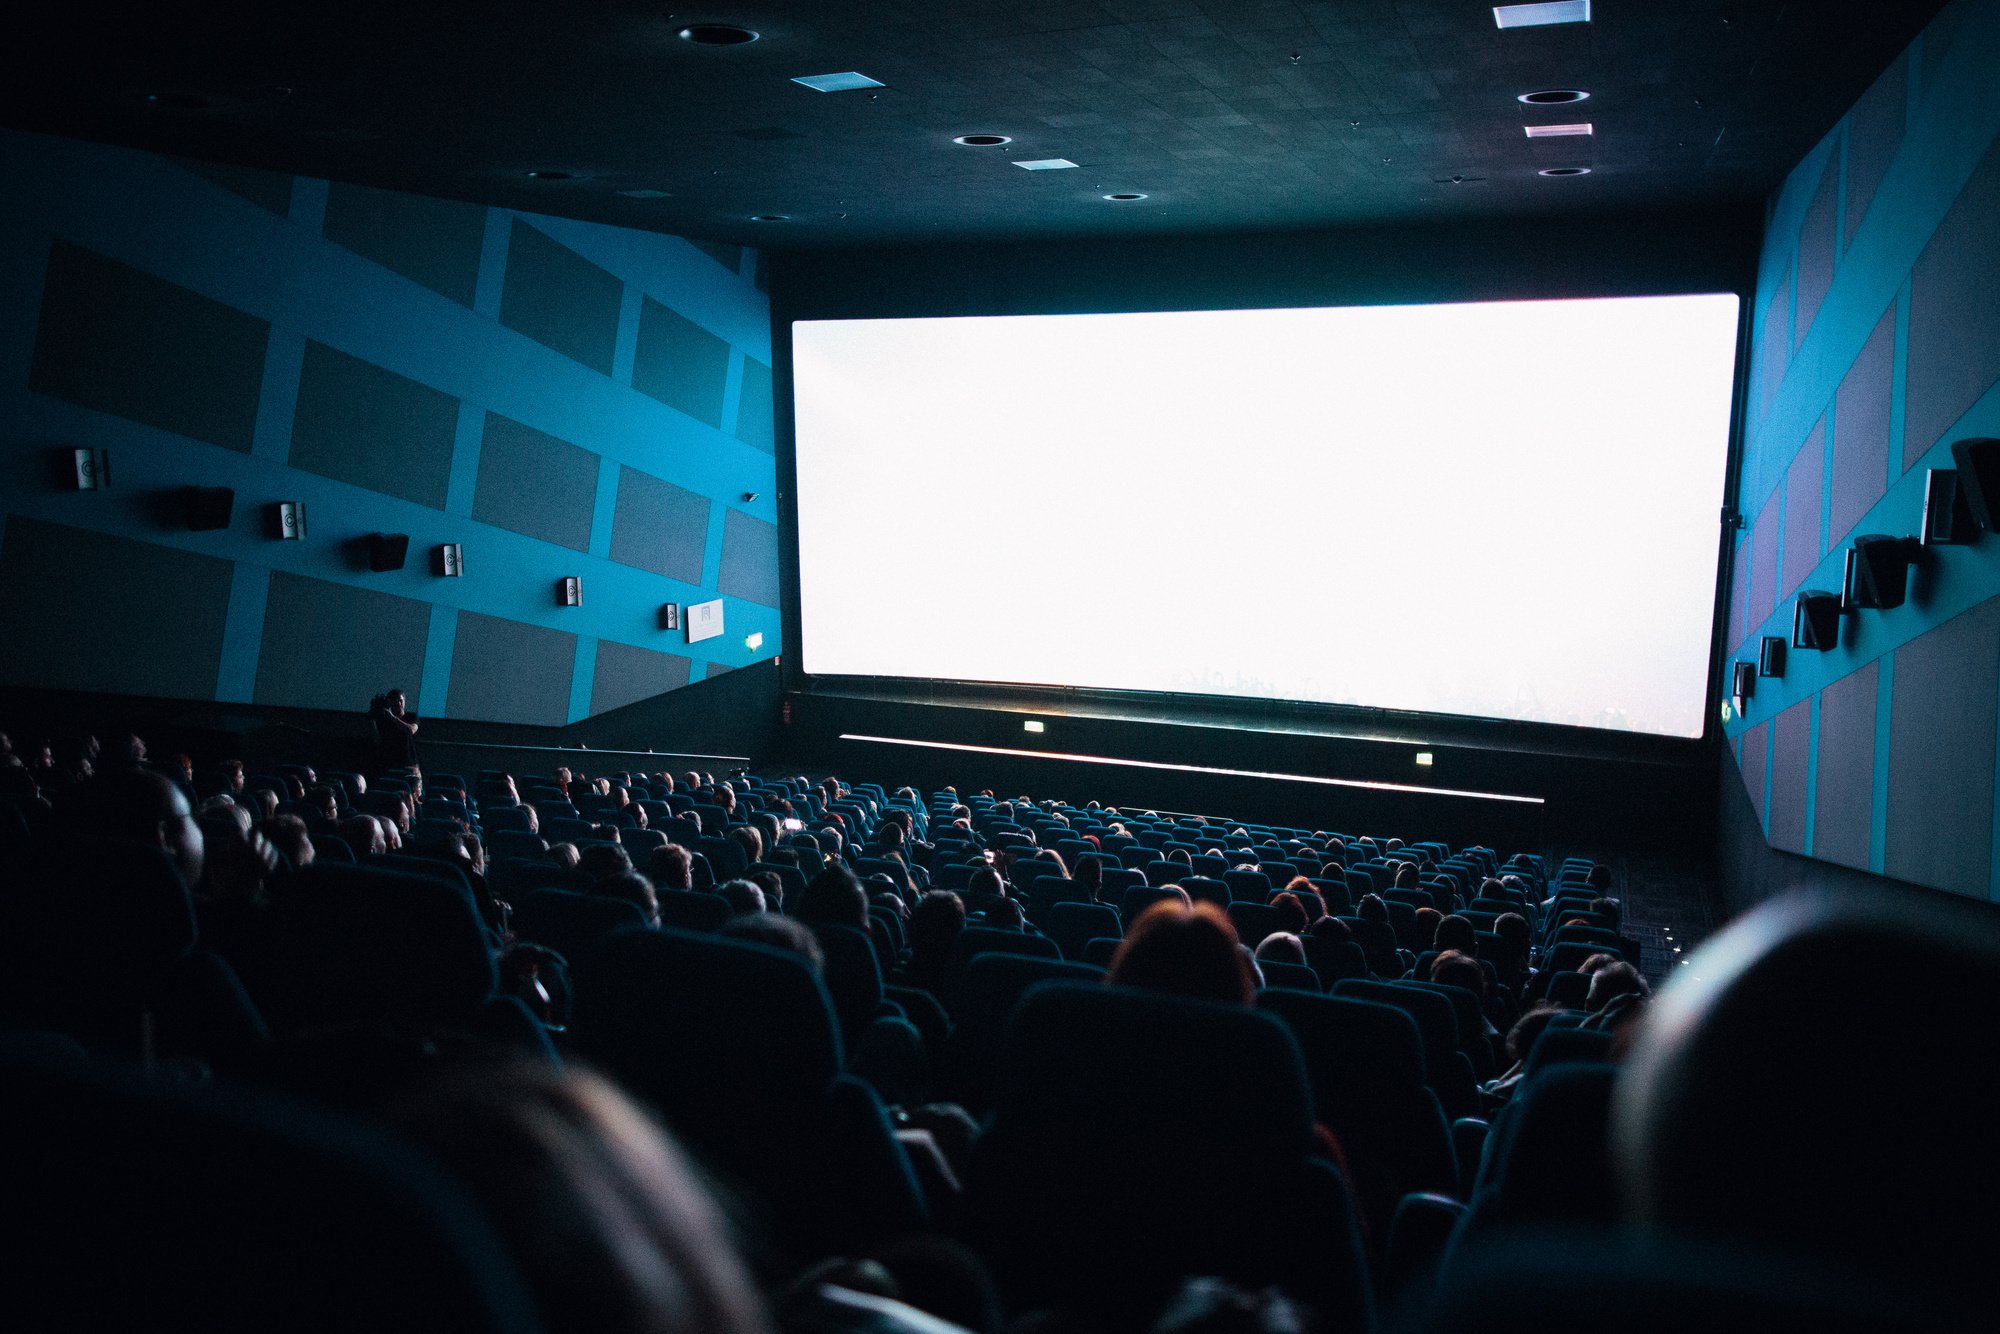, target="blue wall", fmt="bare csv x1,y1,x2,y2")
0,129,780,727
1723,0,2000,901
